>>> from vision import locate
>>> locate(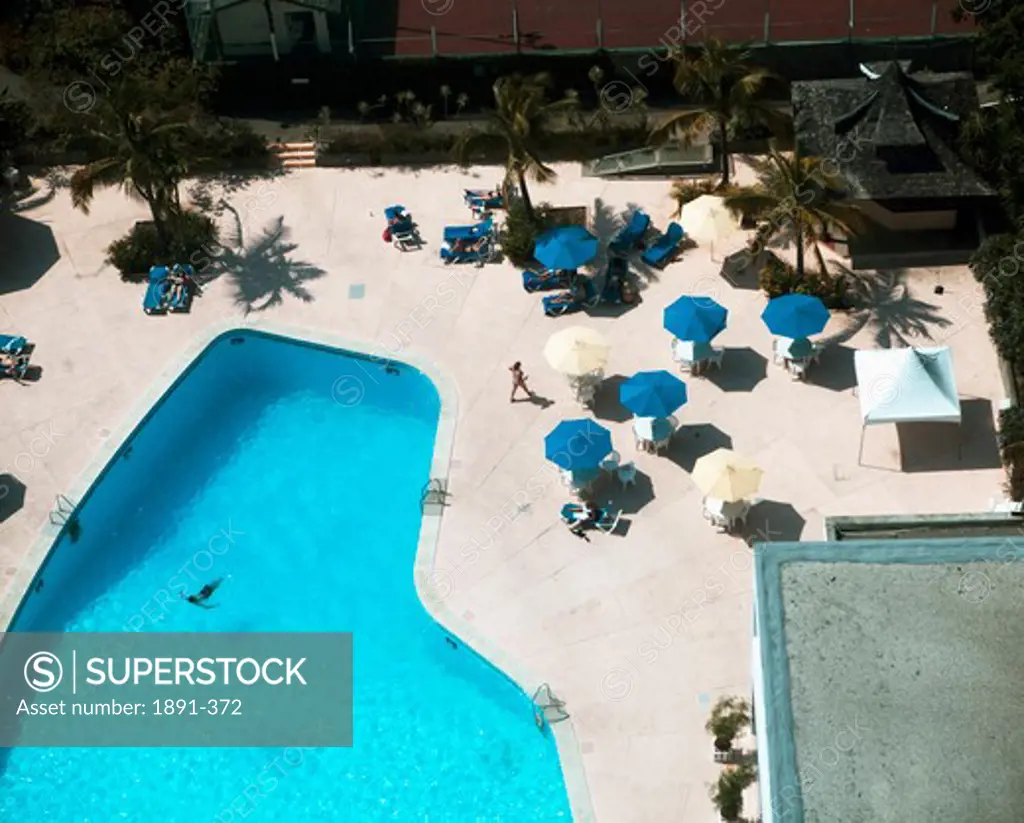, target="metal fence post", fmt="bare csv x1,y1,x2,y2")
431,25,437,57
849,0,855,39
931,0,938,36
